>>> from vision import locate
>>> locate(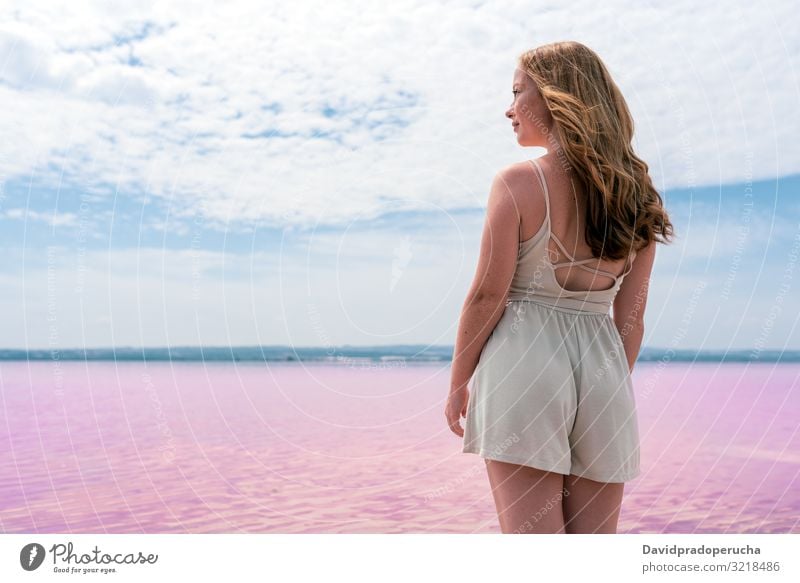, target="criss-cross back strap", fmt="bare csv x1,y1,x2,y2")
549,234,621,279
530,157,636,283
